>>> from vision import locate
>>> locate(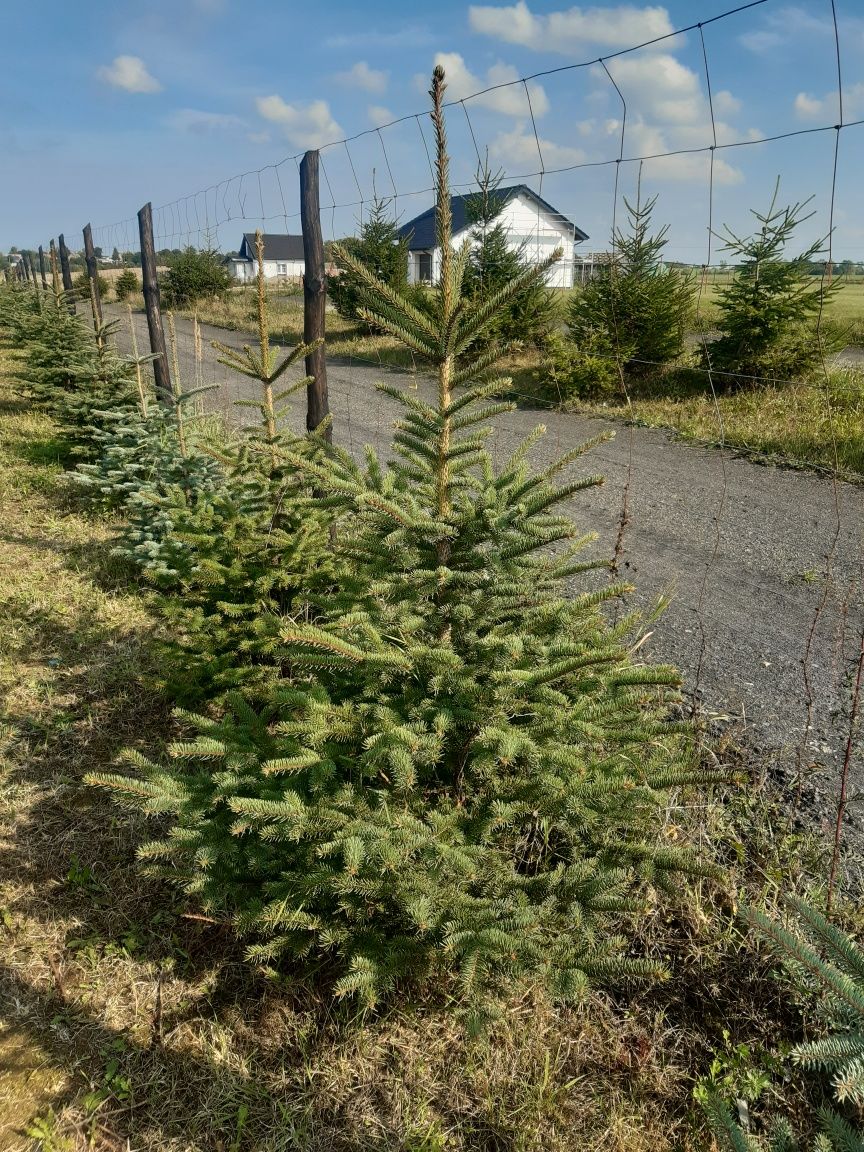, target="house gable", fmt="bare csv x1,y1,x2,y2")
398,186,588,251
